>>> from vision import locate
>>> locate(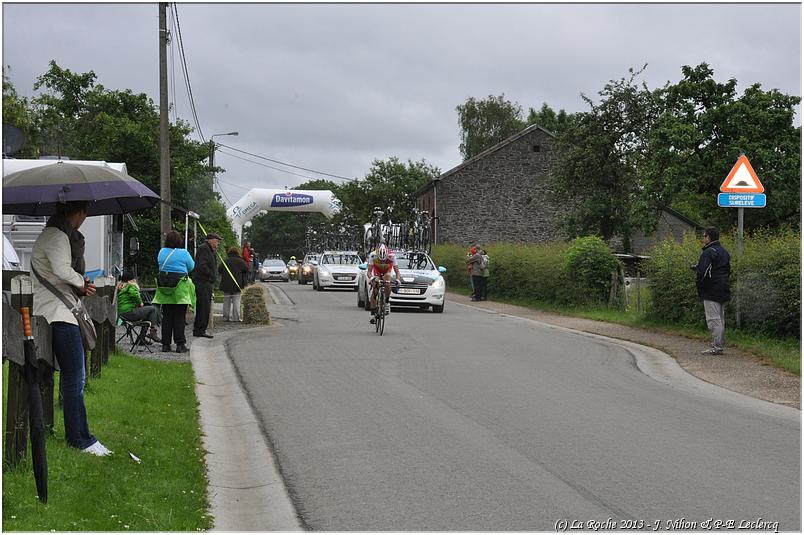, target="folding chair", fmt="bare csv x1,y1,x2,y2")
116,317,154,353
